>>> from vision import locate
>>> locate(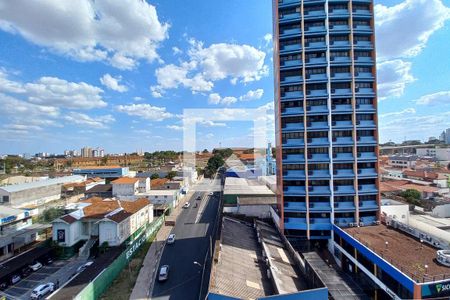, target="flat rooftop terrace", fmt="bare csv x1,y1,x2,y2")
345,225,450,282
210,217,273,299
